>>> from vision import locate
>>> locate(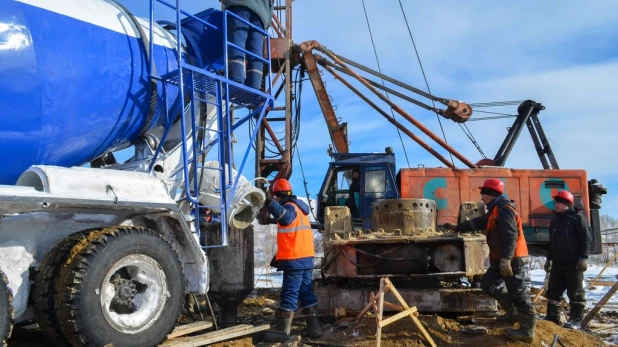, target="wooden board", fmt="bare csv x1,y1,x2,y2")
167,322,213,339
581,275,618,328
160,324,270,347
